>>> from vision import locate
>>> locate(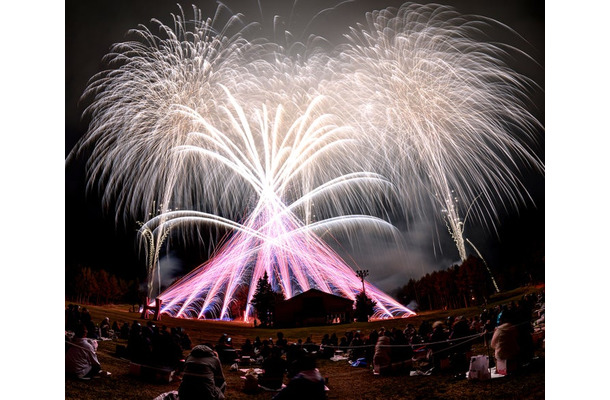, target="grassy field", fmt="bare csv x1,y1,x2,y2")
65,286,544,399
